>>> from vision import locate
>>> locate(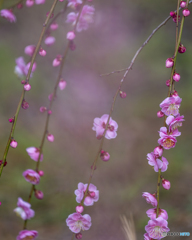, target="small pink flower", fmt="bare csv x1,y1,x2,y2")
39,48,46,56
67,0,82,9
165,58,174,68
40,106,47,112
92,114,118,140
14,197,35,220
66,212,91,233
35,0,46,4
166,114,184,132
14,57,27,78
10,139,17,148
24,83,31,91
173,73,180,82
47,134,54,142
44,36,55,46
153,146,163,158
17,230,38,240
50,22,58,30
183,9,190,17
100,150,110,161
146,208,168,220
142,192,157,207
67,31,76,40
160,96,182,116
66,5,95,32
59,79,67,90
145,217,170,239
74,182,99,206
34,190,44,199
23,169,40,185
26,0,34,7
158,126,181,150
24,45,36,56
147,152,163,172
26,147,43,161
162,179,171,190
0,9,16,22
38,170,44,176
178,44,186,53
